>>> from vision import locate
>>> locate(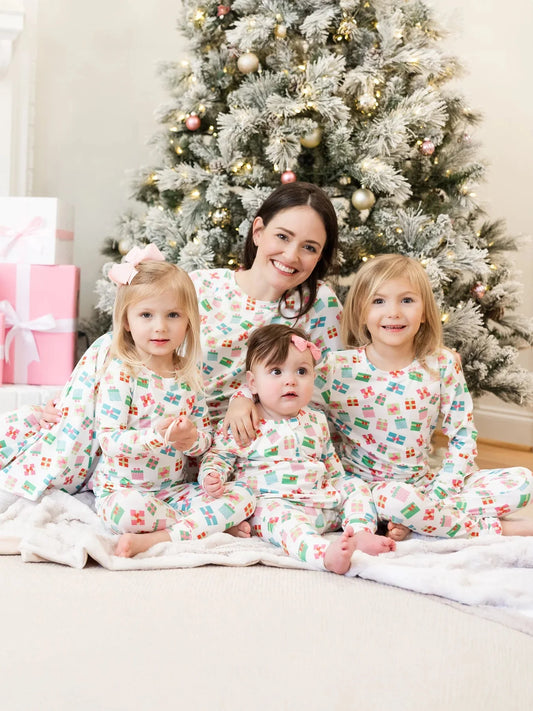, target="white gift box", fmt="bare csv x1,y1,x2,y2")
0,197,74,265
